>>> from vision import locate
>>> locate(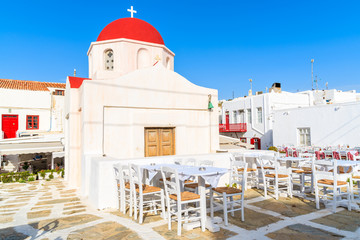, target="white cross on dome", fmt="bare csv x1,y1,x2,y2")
127,6,137,18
